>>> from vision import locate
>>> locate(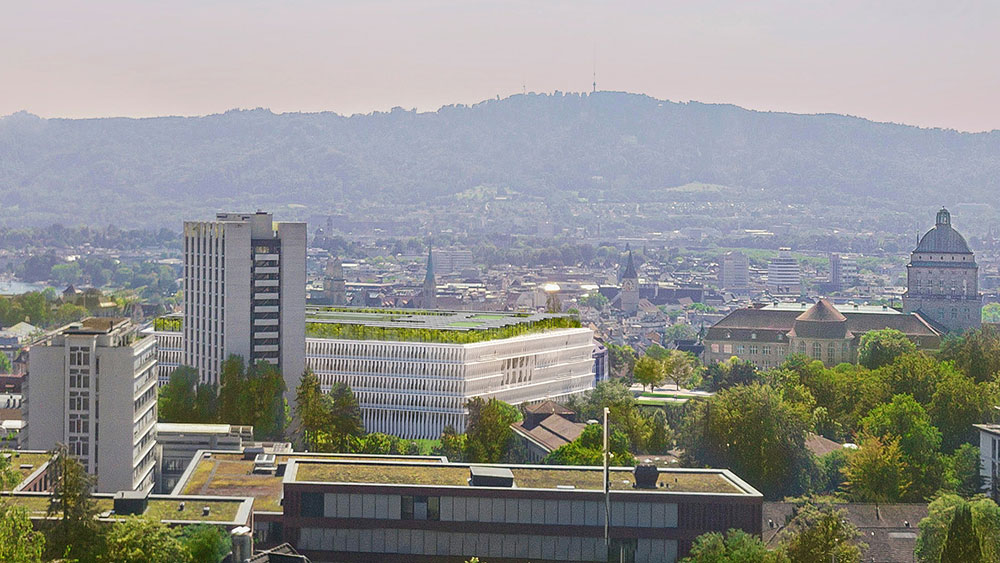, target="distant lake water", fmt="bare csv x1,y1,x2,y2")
0,280,51,295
